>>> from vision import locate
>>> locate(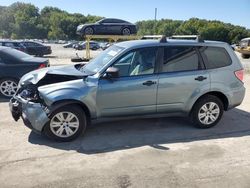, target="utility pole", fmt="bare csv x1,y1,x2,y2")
155,8,157,22
154,8,157,34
